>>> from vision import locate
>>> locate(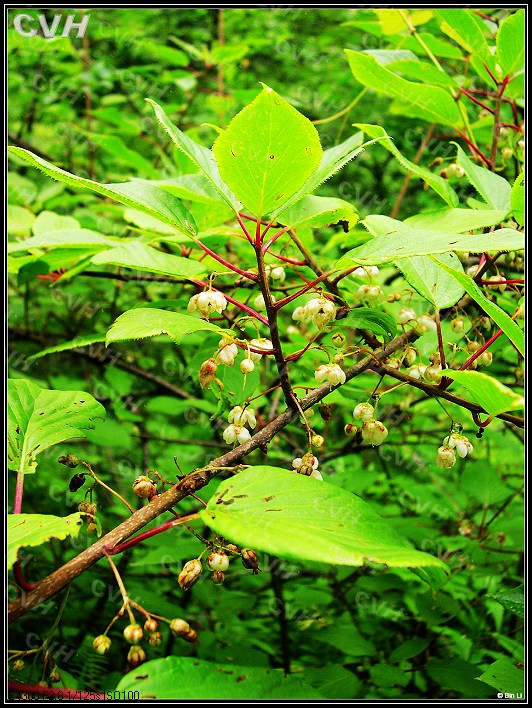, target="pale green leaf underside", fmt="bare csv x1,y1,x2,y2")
106,308,225,345
339,215,524,267
146,99,241,211
435,9,493,63
455,145,512,211
201,467,448,570
405,208,509,232
32,210,80,234
7,147,197,237
213,85,322,218
276,194,358,230
8,229,123,253
510,173,524,226
396,252,465,308
443,370,524,417
28,334,107,361
8,379,105,476
8,513,84,570
345,50,461,127
430,256,525,355
91,241,206,279
115,656,323,699
355,124,458,207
